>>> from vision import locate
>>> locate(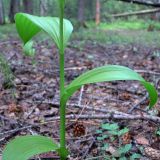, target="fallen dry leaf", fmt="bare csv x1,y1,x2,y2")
122,132,132,144
106,146,119,157
135,136,149,145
